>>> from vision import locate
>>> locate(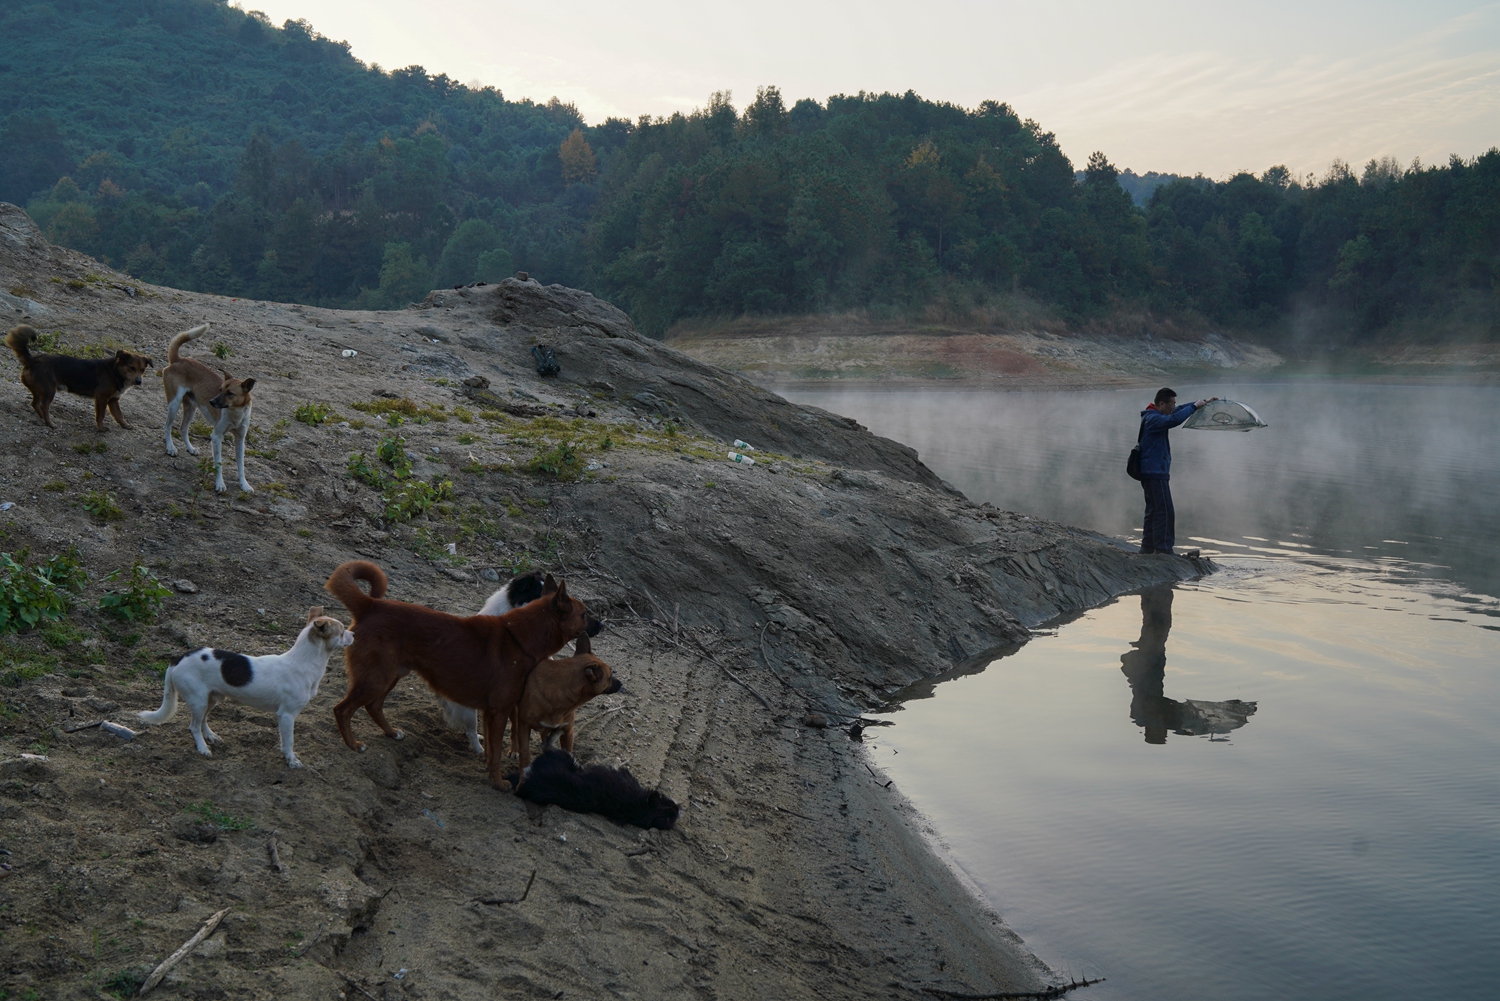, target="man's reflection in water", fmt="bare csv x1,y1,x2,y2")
1120,585,1257,744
